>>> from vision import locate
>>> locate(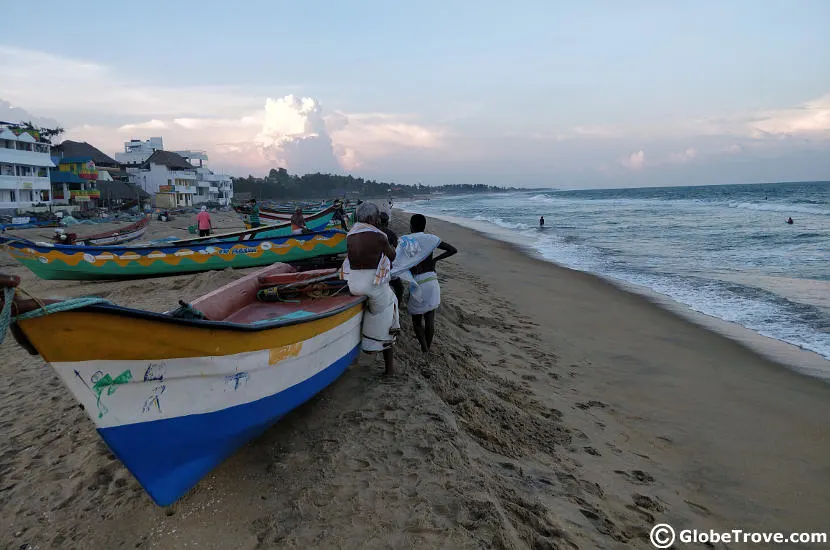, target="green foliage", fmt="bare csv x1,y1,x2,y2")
232,170,516,200
17,120,65,144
